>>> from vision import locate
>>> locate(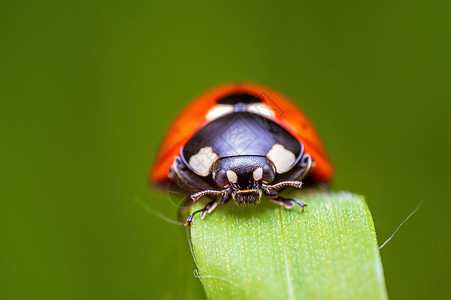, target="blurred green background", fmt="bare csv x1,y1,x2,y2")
1,0,450,299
